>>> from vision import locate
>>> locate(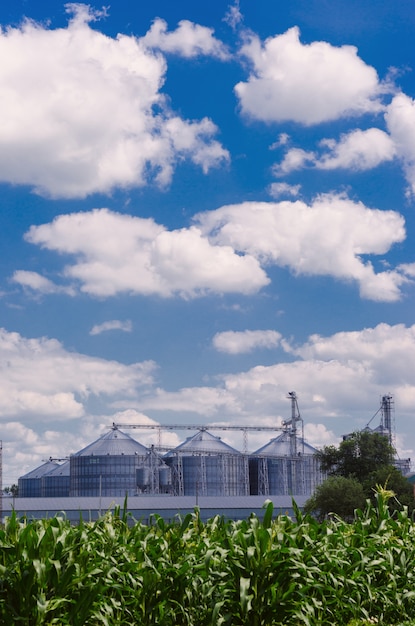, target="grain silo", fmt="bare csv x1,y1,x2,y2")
164,429,249,496
249,432,324,496
69,426,148,497
41,460,70,497
18,460,60,498
249,391,325,496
